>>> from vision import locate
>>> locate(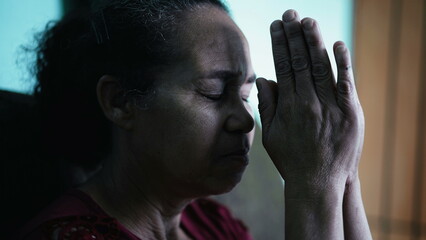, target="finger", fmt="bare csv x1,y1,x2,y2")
270,20,295,97
256,78,278,135
333,42,358,116
282,10,316,99
301,18,337,105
